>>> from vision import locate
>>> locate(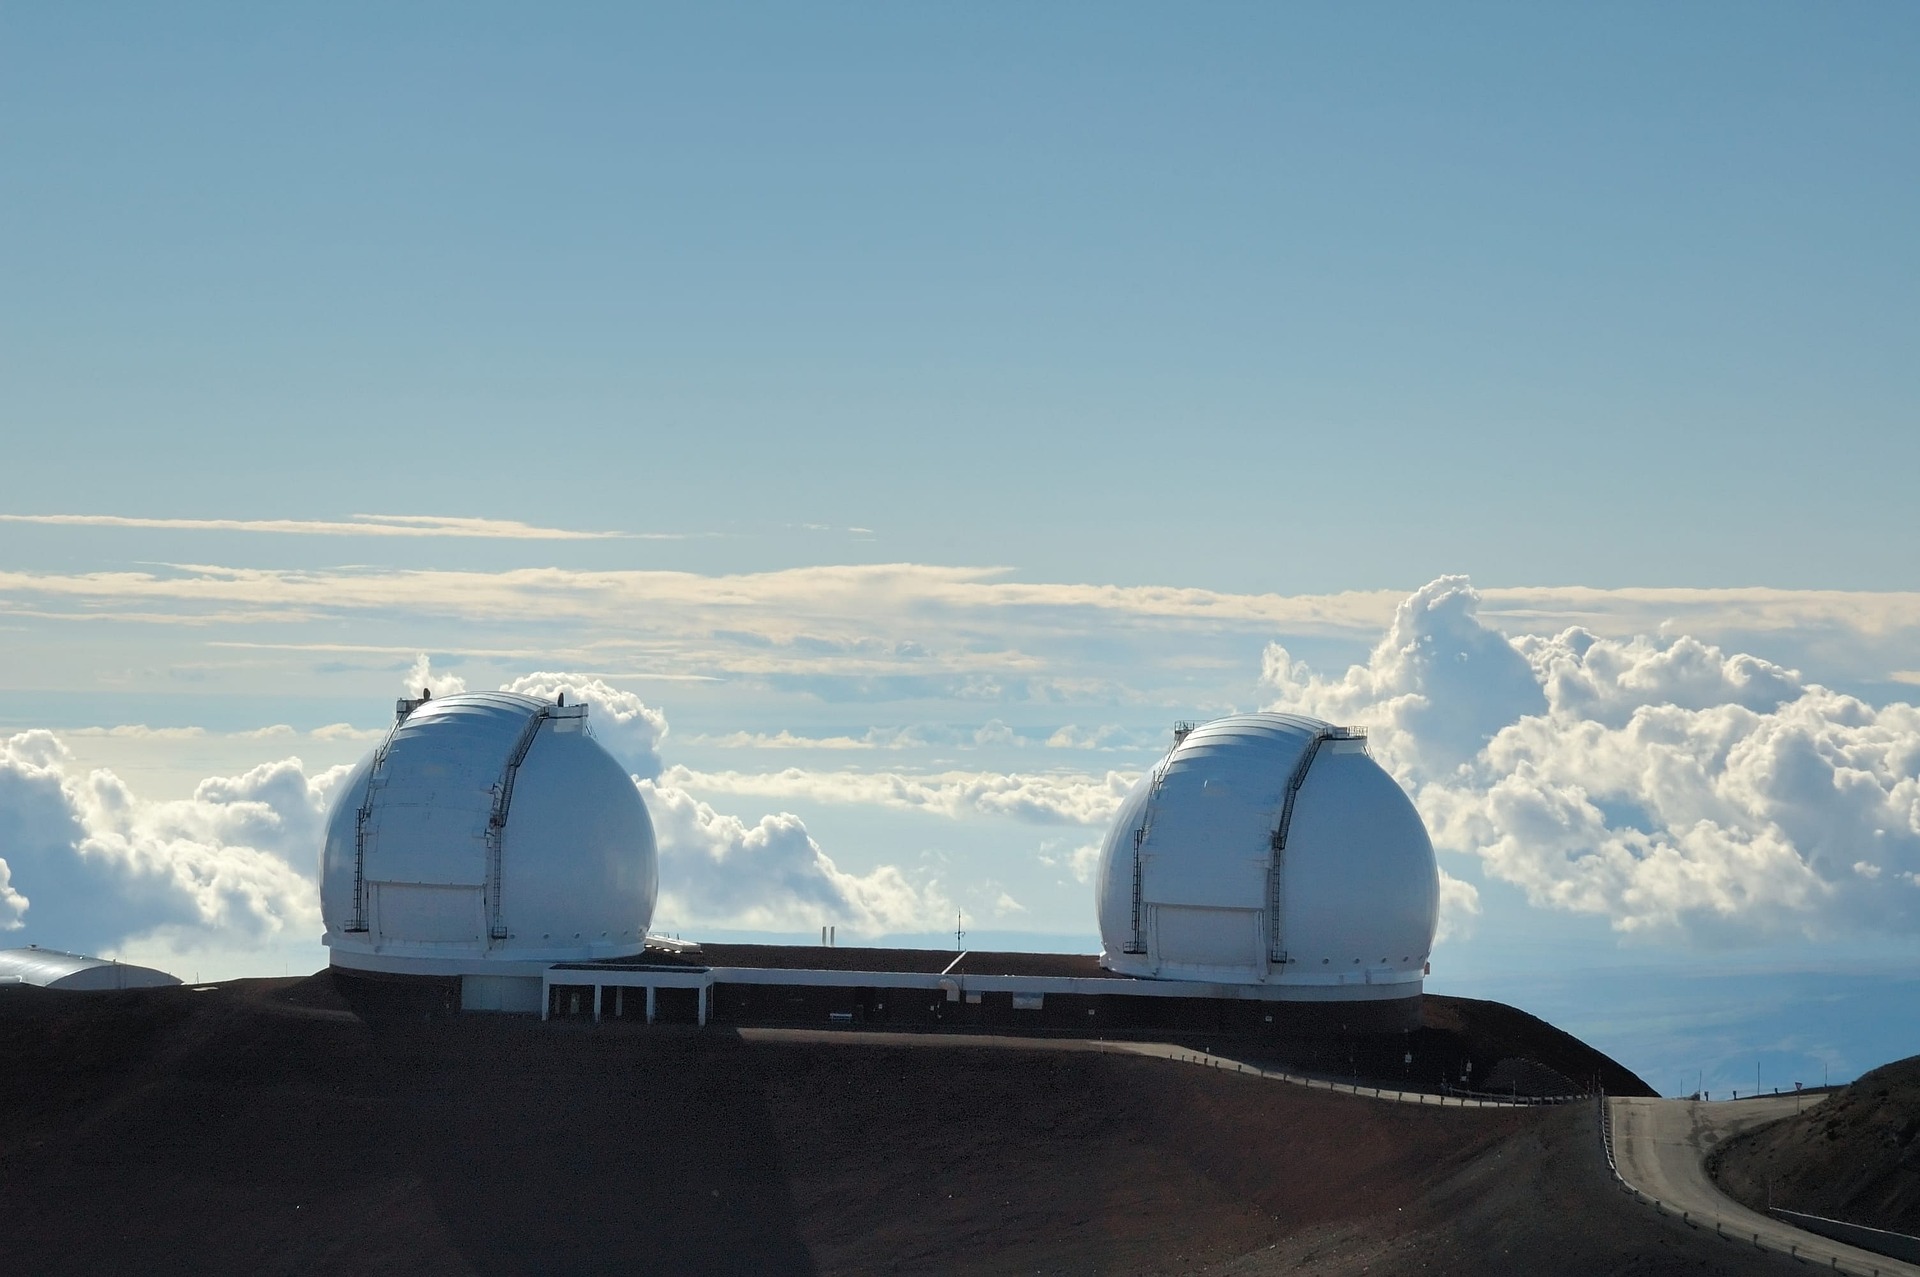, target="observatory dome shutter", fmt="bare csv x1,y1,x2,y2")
363,791,490,885
372,883,487,946
1131,724,1310,978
